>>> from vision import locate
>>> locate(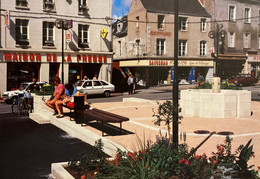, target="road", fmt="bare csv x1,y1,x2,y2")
0,102,95,179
